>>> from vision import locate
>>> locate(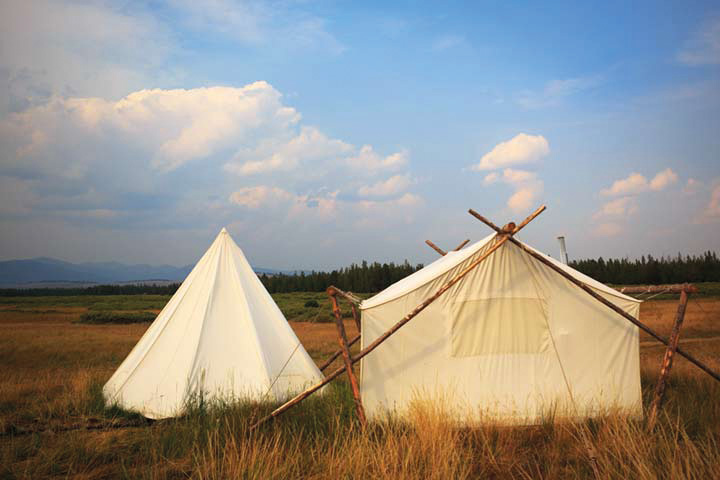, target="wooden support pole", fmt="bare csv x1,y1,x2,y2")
619,284,698,295
249,205,546,429
647,289,690,429
318,334,360,372
350,303,361,332
425,240,446,256
453,239,470,251
468,209,720,383
317,286,362,372
328,287,362,306
328,289,367,426
427,238,470,256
